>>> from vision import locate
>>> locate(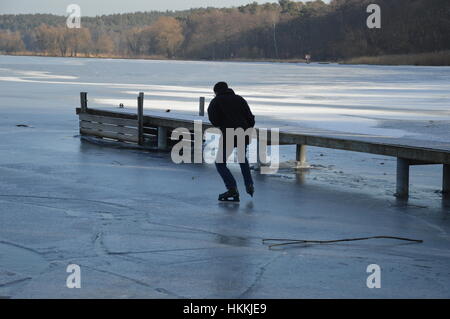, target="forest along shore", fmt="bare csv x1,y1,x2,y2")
2,51,450,67
1,0,449,66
